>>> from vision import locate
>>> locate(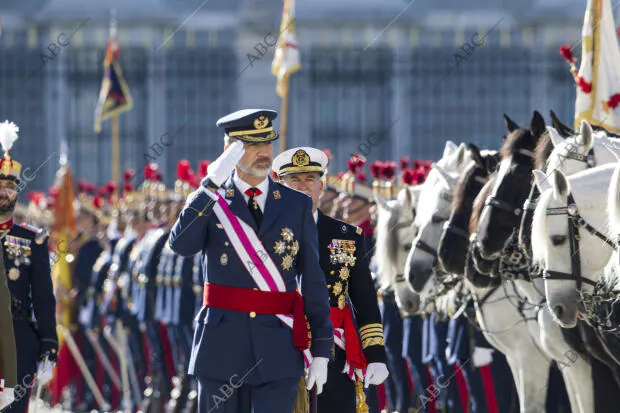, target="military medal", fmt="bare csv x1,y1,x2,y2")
226,189,235,198
273,190,281,200
8,267,19,281
220,253,228,265
282,255,293,270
